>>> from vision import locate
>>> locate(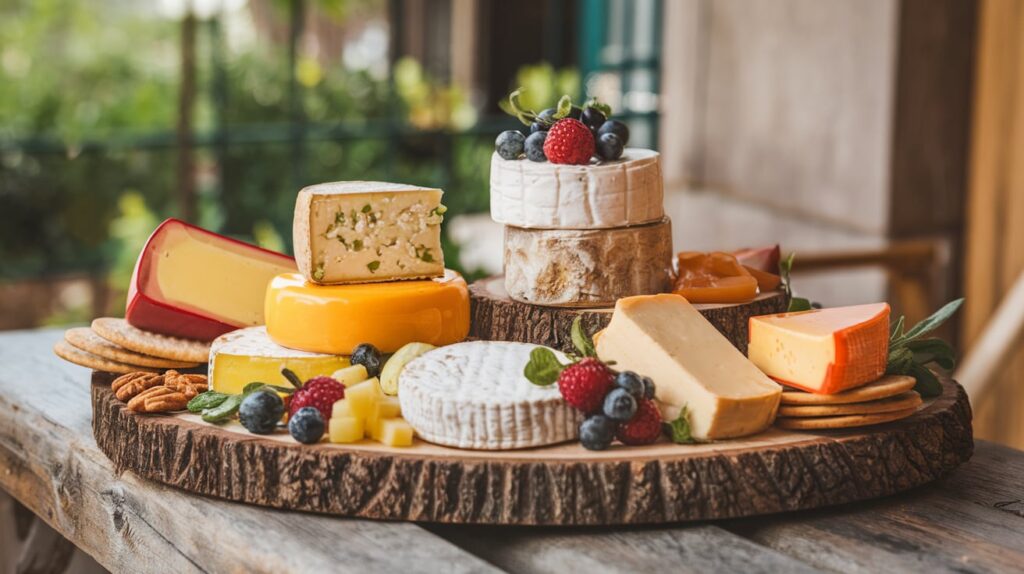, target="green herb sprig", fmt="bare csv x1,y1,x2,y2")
664,406,696,444
778,253,812,312
886,298,964,398
187,369,299,423
523,317,597,386
500,88,612,128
